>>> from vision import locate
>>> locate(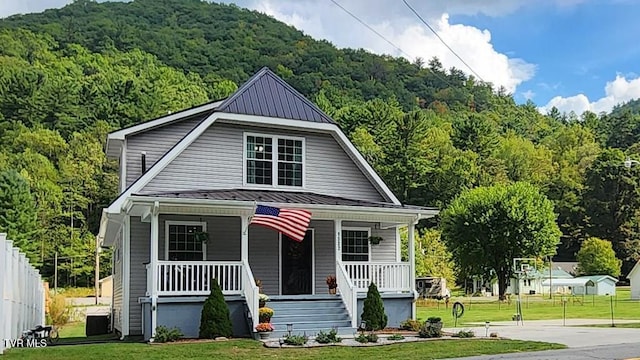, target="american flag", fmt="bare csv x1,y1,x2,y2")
250,205,312,242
